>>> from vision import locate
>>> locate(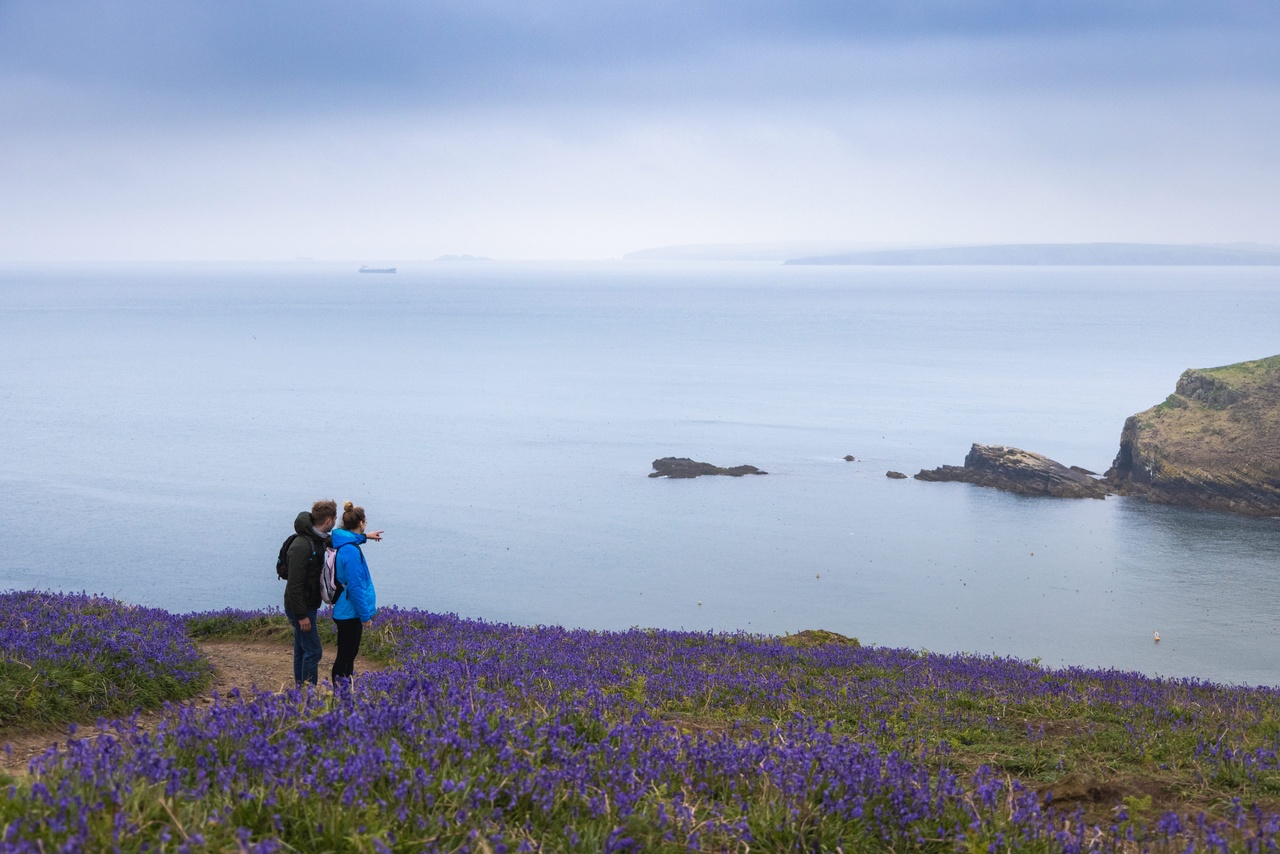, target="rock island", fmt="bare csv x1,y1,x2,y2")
915,443,1108,499
649,457,767,478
